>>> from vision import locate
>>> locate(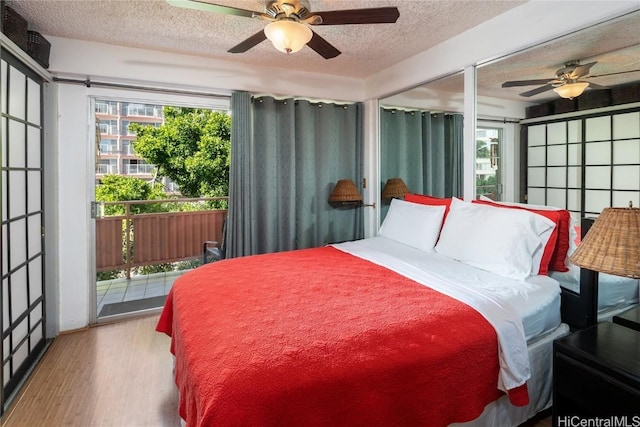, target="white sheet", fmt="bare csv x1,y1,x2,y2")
551,264,639,312
456,324,570,427
332,237,562,395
